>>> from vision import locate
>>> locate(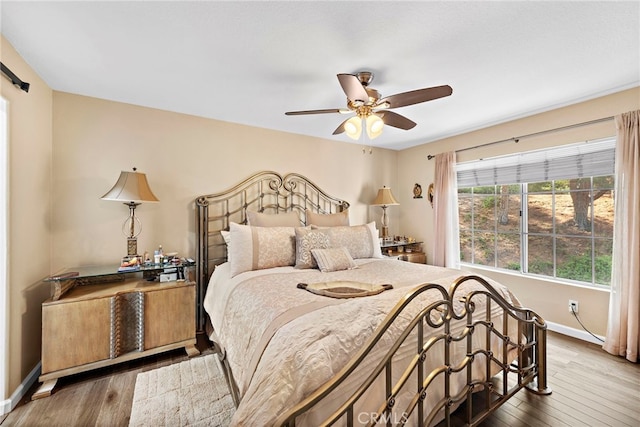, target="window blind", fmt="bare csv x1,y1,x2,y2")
456,137,616,187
